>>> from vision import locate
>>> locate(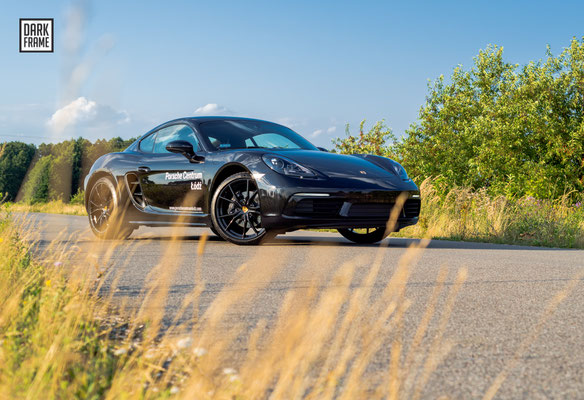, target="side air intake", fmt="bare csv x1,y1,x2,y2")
125,173,146,208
